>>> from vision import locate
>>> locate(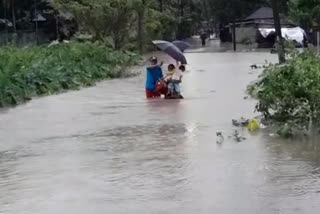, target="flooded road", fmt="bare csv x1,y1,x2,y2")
1,42,320,214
